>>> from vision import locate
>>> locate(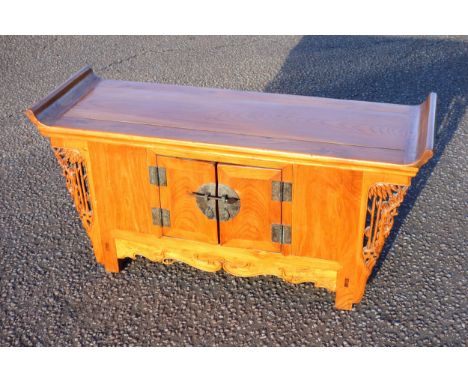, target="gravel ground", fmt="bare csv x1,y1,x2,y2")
0,36,467,346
